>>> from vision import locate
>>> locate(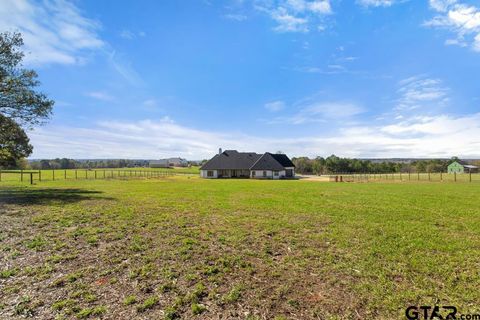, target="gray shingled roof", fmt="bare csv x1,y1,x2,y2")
250,153,285,170
201,150,295,171
200,150,261,170
270,153,295,168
